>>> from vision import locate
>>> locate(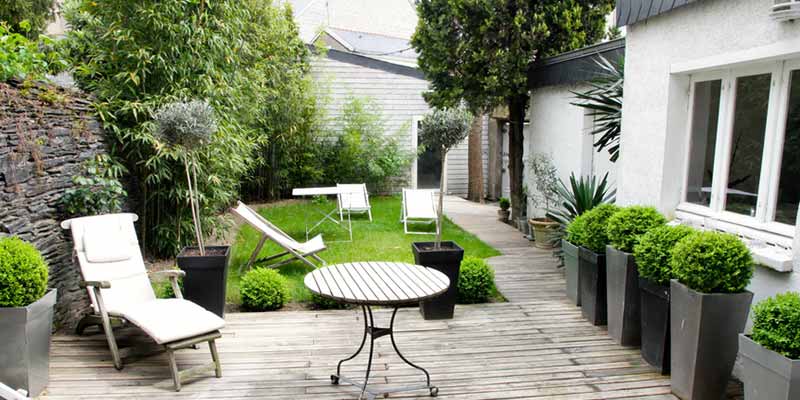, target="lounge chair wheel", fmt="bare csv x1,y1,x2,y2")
330,374,339,385
430,387,438,397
